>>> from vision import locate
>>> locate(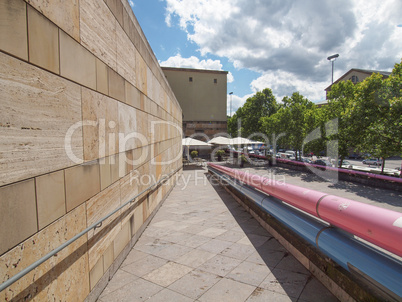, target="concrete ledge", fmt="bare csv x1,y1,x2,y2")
210,171,383,302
